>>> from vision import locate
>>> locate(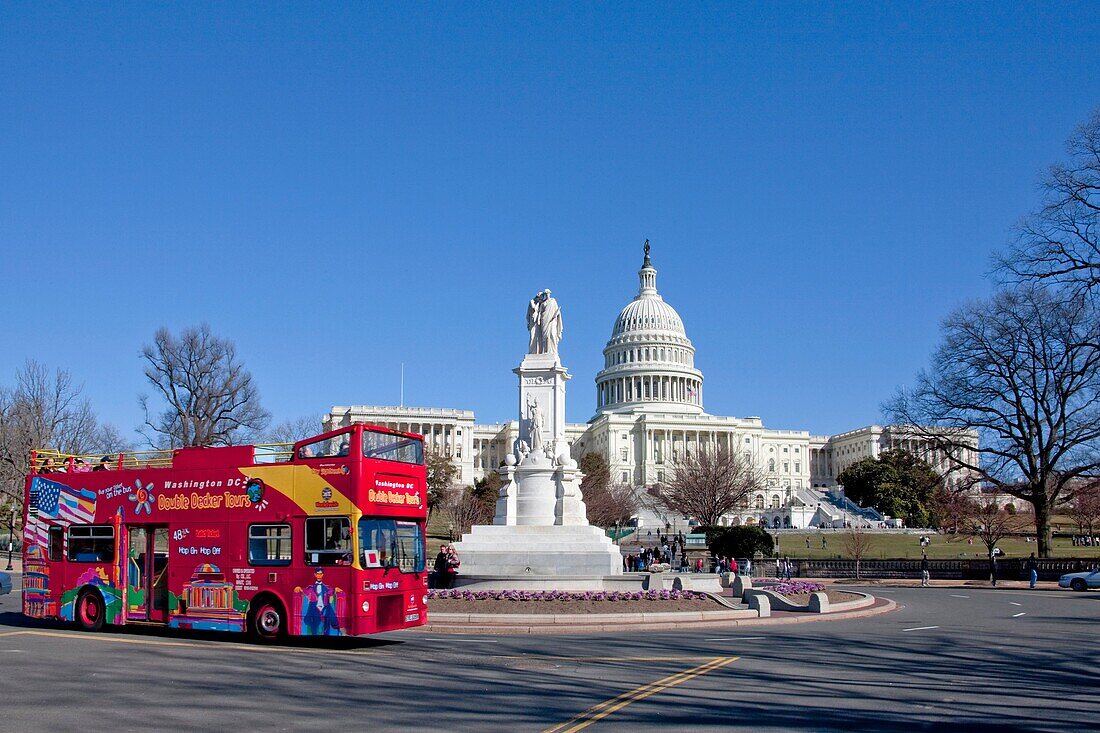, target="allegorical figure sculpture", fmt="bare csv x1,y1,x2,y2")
526,289,564,355
526,394,544,453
